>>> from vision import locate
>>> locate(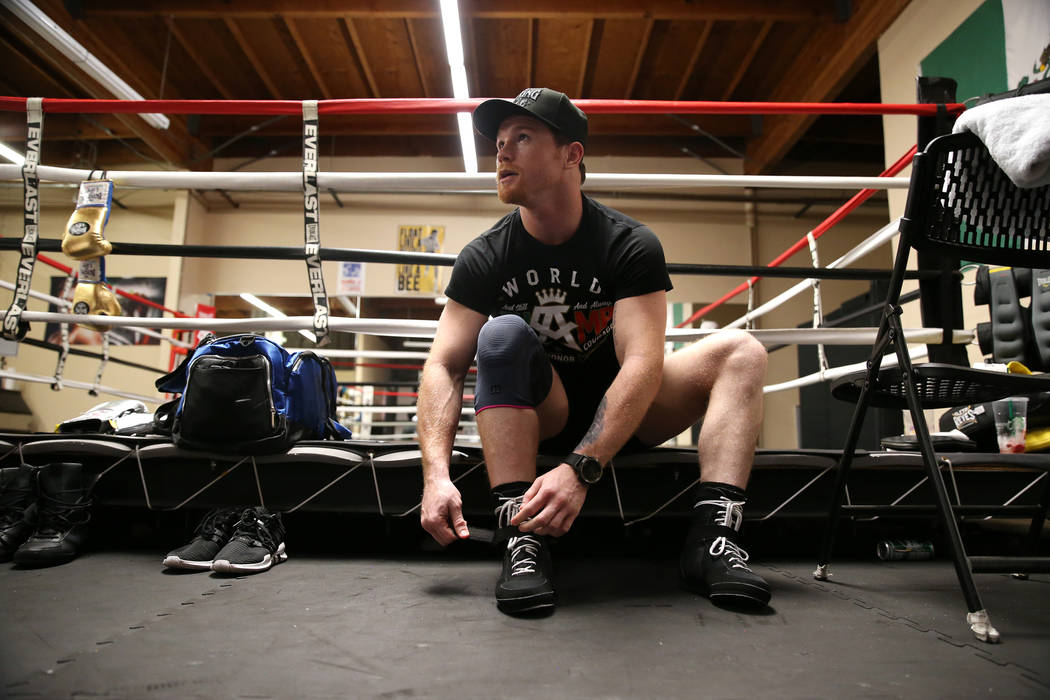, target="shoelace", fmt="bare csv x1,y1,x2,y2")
195,507,240,542
231,510,281,551
495,496,541,576
35,493,91,536
0,489,34,527
695,497,753,572
708,537,752,571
